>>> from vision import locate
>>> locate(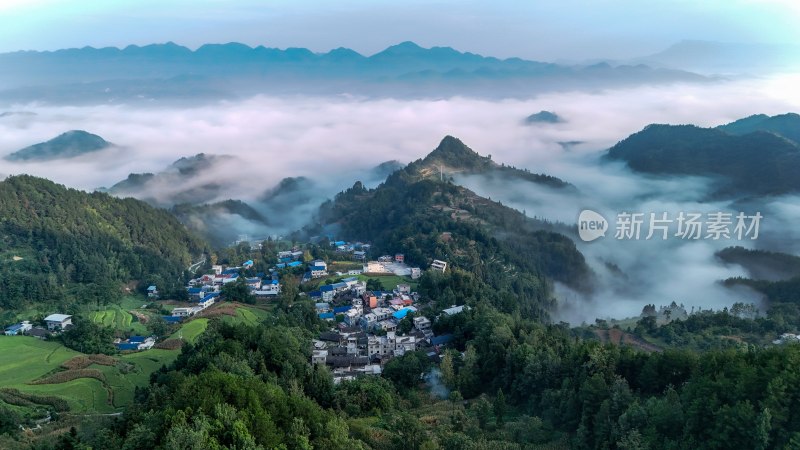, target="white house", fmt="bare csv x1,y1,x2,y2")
310,266,328,279
171,307,194,317
364,261,391,274
312,349,328,365
430,260,447,272
413,316,432,331
372,307,394,322
442,305,468,316
377,320,397,332
360,313,378,330
344,309,362,326
44,314,72,331
411,268,422,279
